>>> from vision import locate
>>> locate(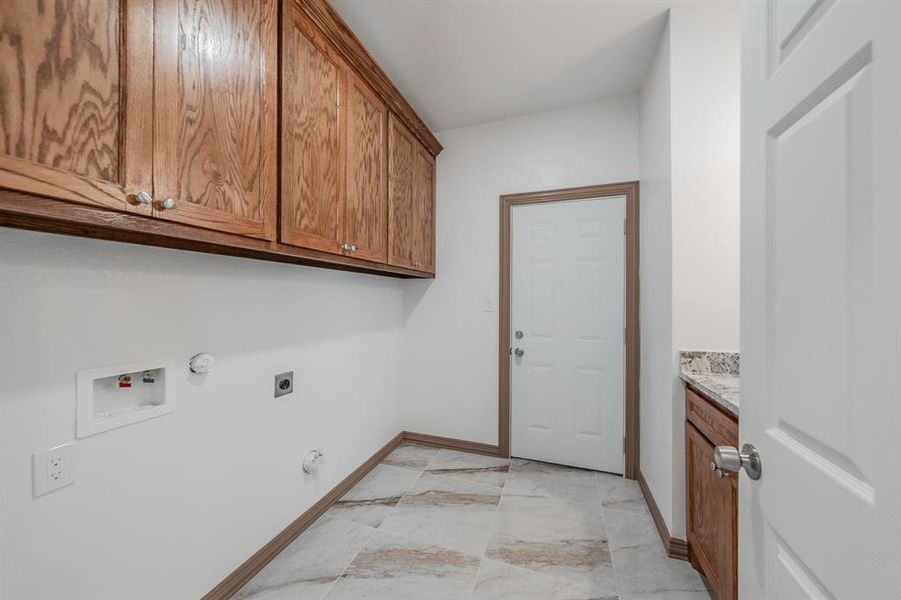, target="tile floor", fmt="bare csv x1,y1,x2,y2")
235,443,708,600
